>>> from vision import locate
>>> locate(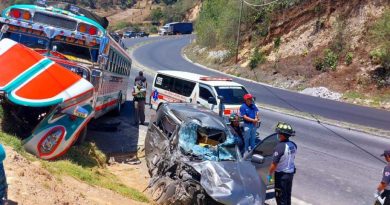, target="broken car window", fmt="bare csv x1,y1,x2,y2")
178,119,237,161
